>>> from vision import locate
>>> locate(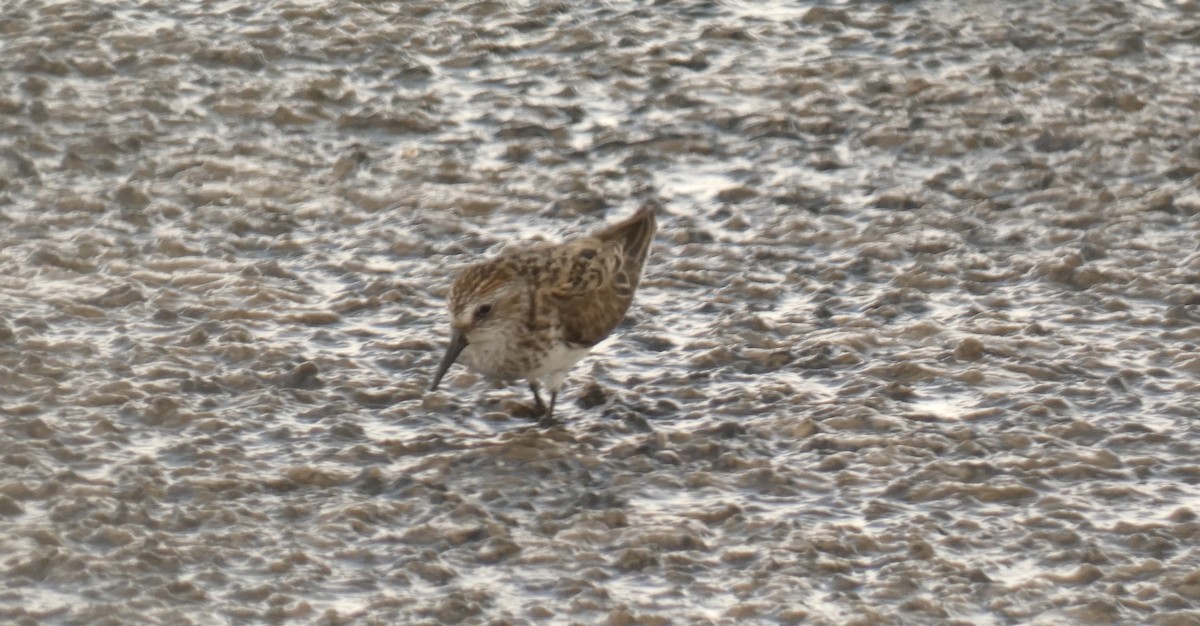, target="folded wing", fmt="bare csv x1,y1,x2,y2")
546,205,657,347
